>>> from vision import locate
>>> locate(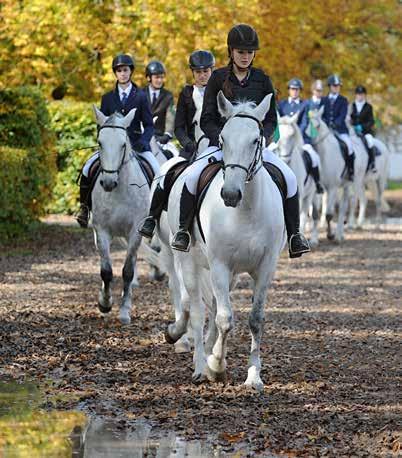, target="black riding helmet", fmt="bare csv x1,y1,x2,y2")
112,54,135,72
189,50,215,70
145,60,166,77
227,24,259,51
355,85,367,94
